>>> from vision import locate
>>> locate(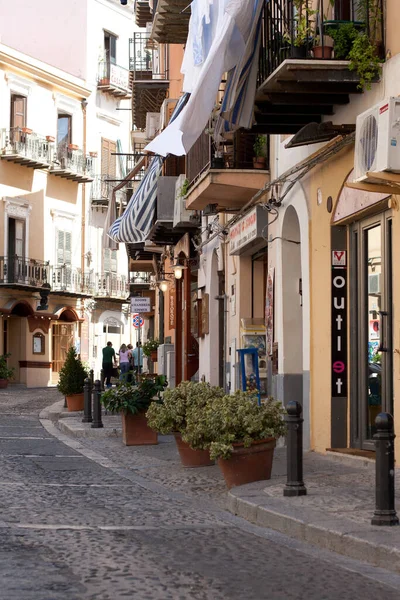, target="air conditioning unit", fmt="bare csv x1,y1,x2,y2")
145,112,160,141
160,98,178,130
173,174,200,228
354,97,400,182
368,273,381,295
